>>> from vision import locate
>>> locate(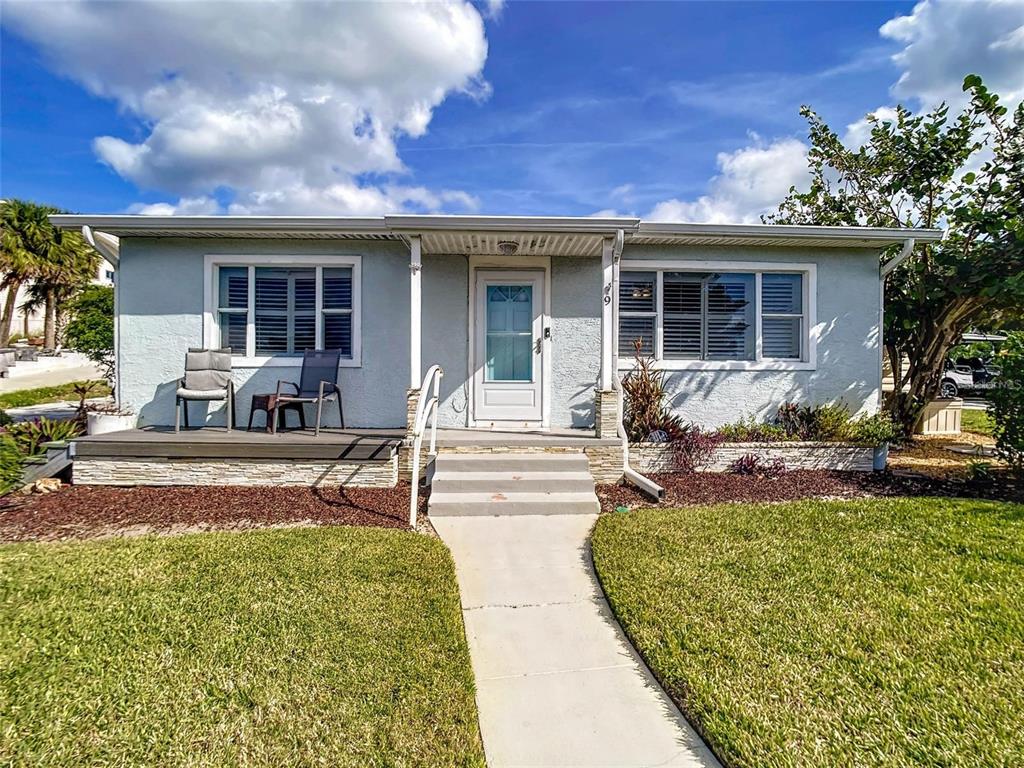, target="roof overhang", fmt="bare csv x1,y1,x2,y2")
49,214,943,258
